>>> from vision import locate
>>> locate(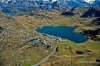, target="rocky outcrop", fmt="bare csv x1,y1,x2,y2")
75,50,93,55
61,11,74,16
81,6,100,17
91,17,100,26
82,28,100,36
96,59,100,63
76,51,84,54
81,28,100,41
0,27,3,34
